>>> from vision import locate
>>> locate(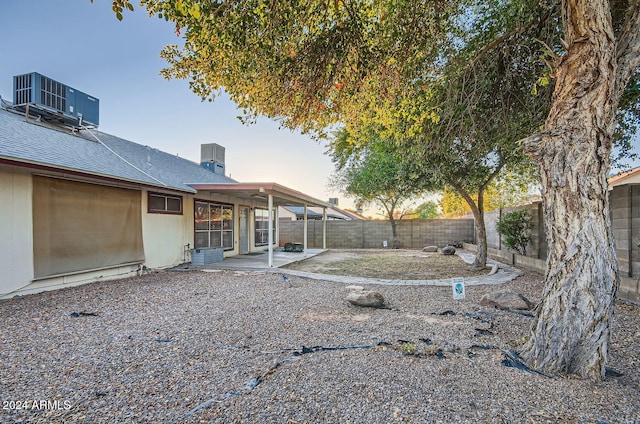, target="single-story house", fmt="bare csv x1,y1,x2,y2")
0,81,330,299
609,166,640,188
